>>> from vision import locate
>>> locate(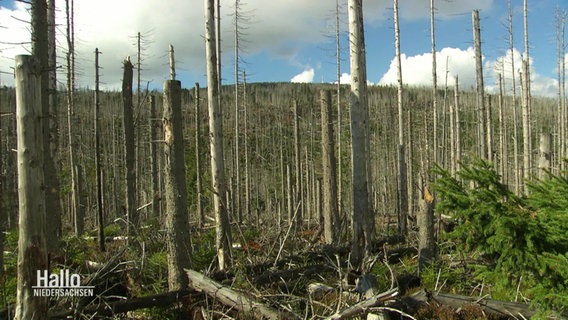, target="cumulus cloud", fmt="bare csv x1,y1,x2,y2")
379,47,477,89
378,46,560,97
290,68,314,83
